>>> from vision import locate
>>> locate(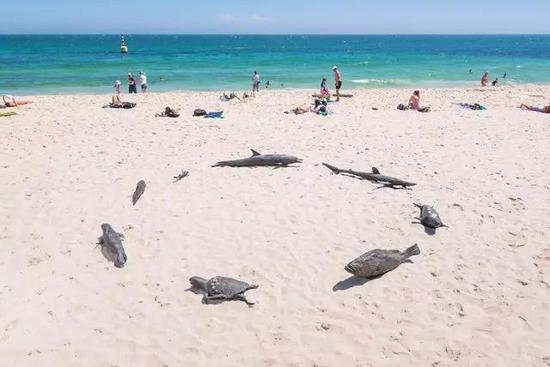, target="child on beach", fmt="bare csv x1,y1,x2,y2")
320,77,330,98
114,80,121,94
